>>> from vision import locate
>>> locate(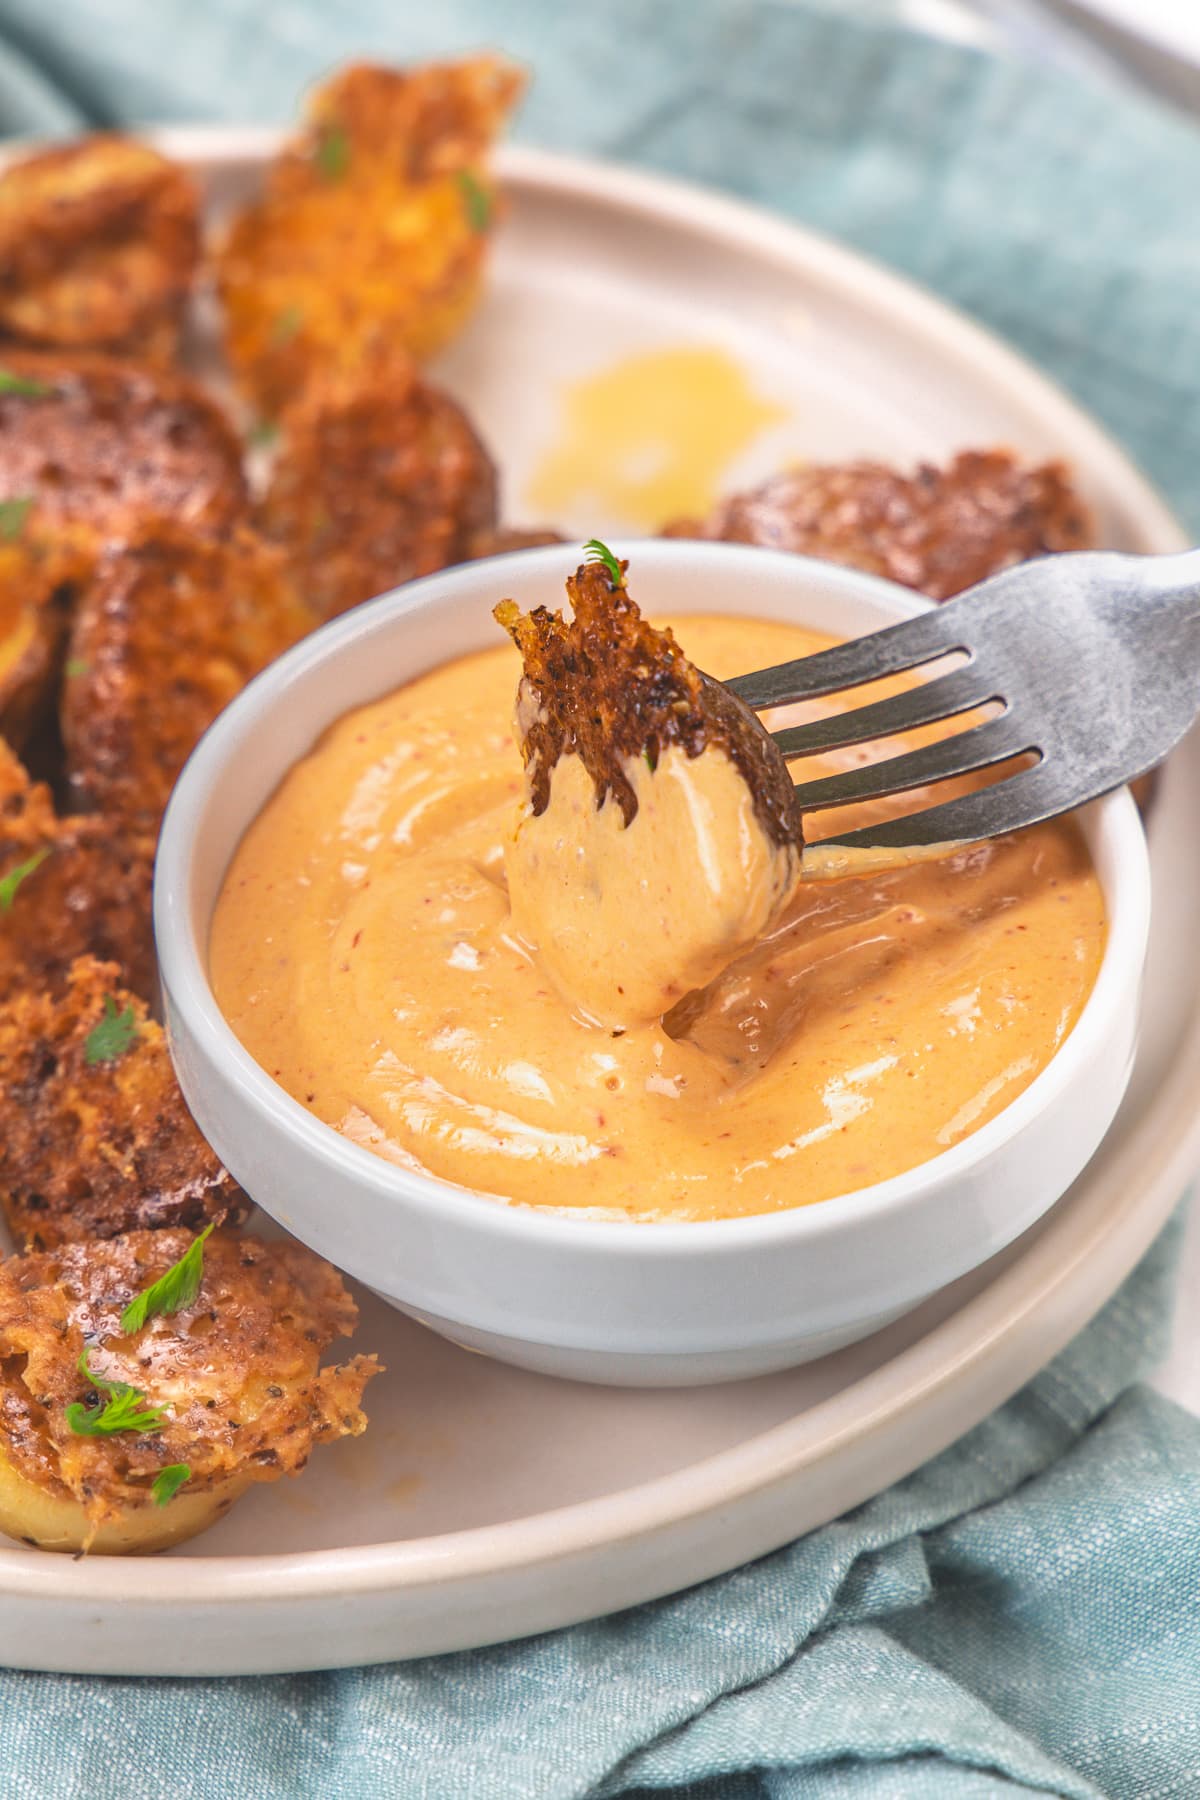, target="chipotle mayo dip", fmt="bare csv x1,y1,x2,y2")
209,614,1106,1222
